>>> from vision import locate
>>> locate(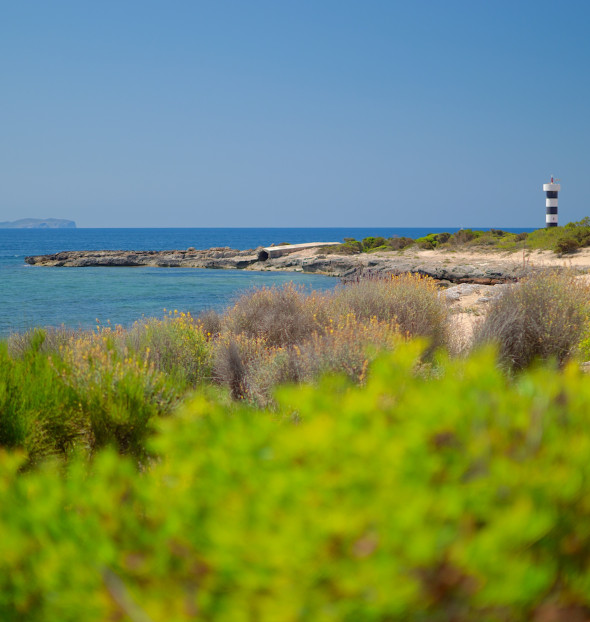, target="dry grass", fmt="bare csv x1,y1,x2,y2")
7,326,84,358
124,311,212,388
472,271,590,370
212,334,268,400
332,273,449,354
211,276,447,404
223,283,326,347
246,316,400,407
197,309,223,337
